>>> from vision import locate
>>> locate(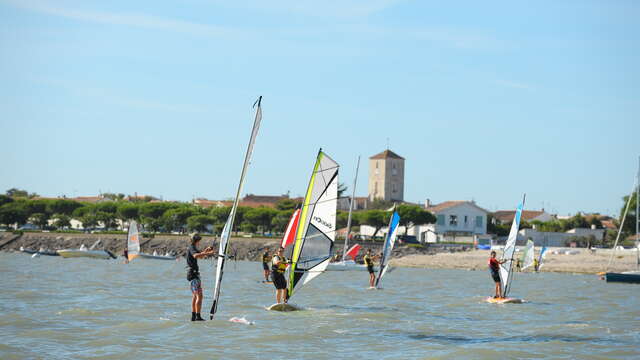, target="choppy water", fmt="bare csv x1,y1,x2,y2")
1,253,638,359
